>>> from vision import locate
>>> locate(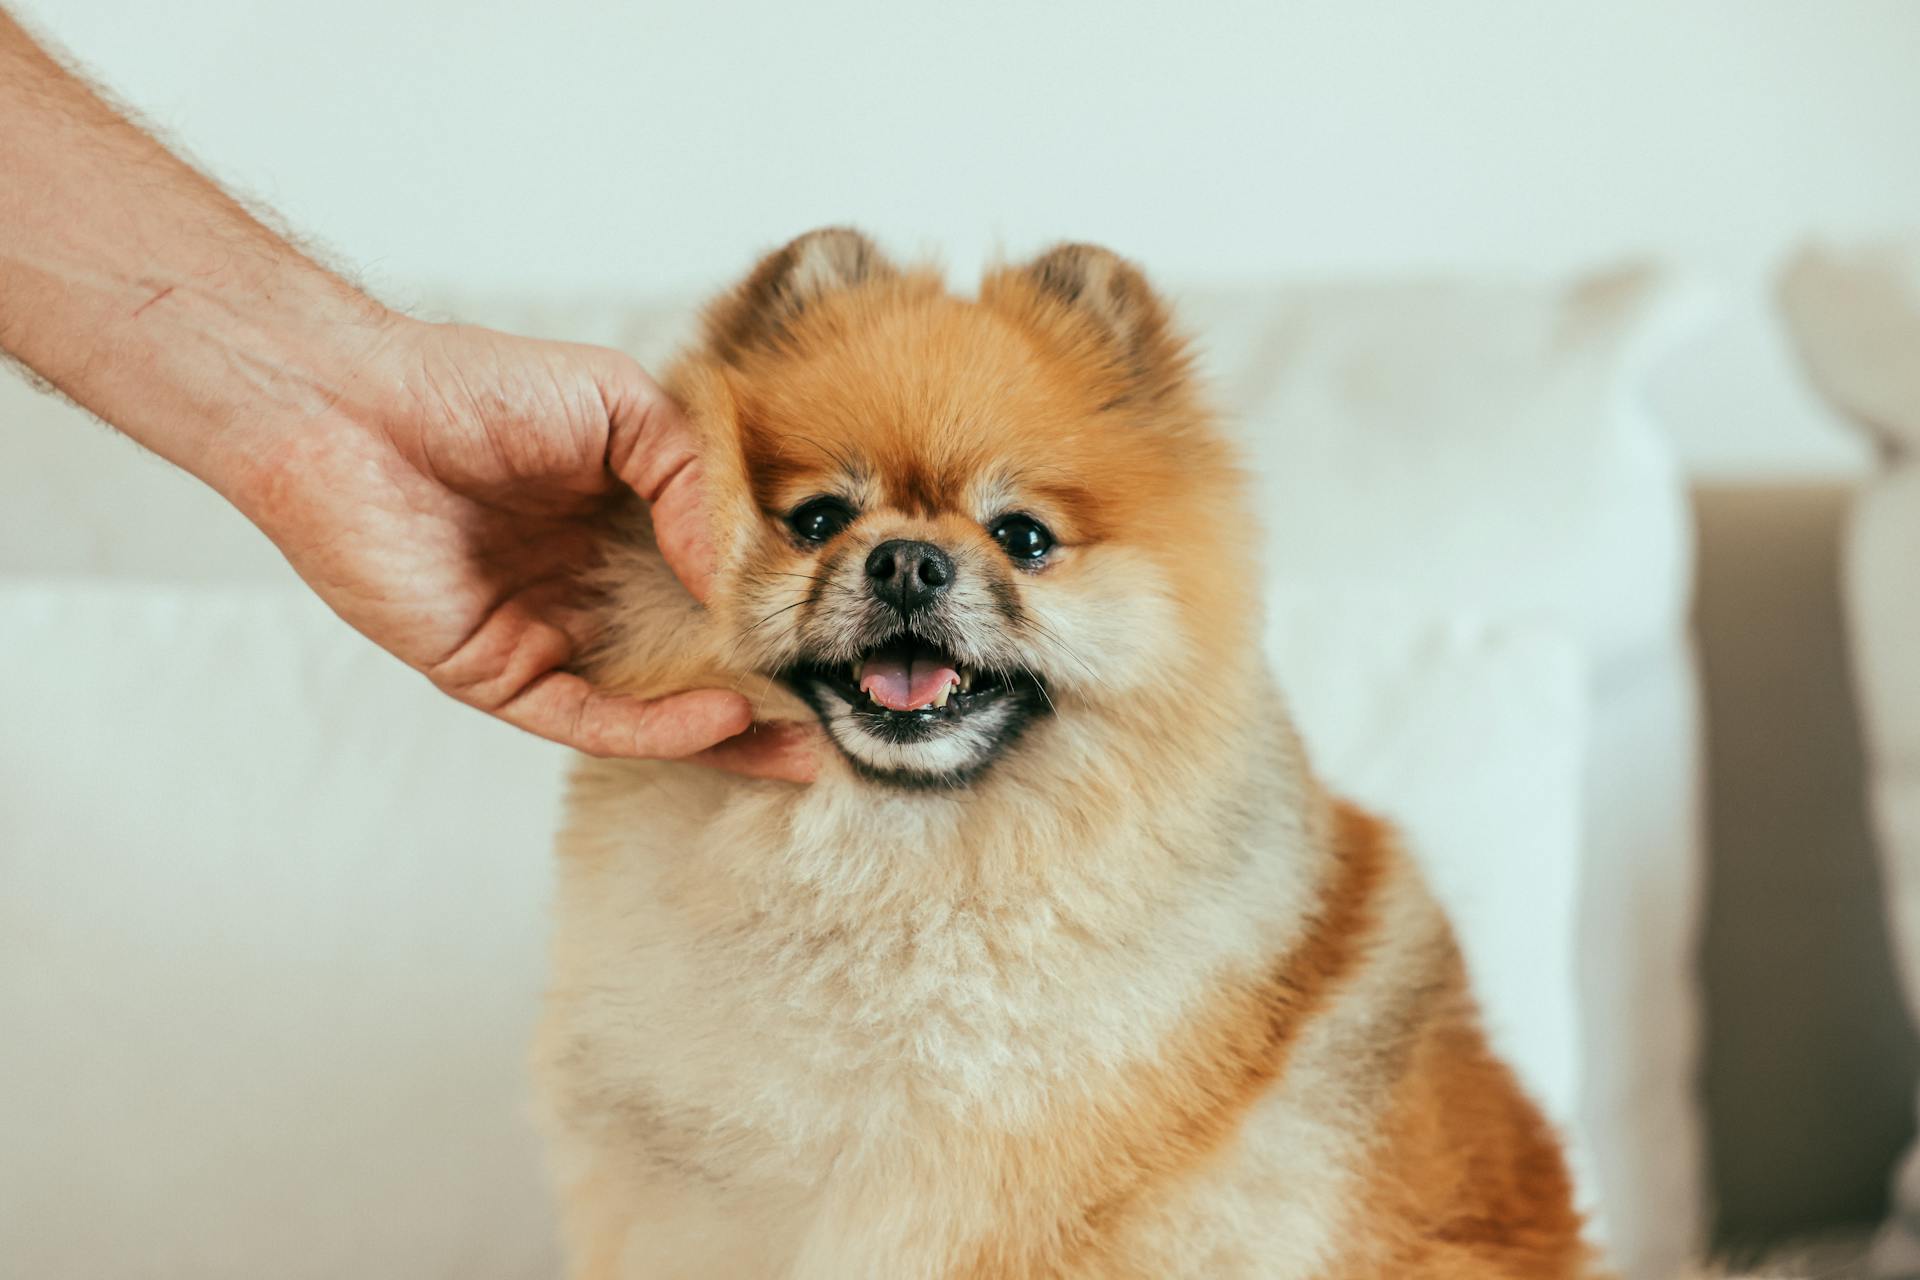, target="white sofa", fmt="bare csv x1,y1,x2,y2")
0,274,1706,1278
